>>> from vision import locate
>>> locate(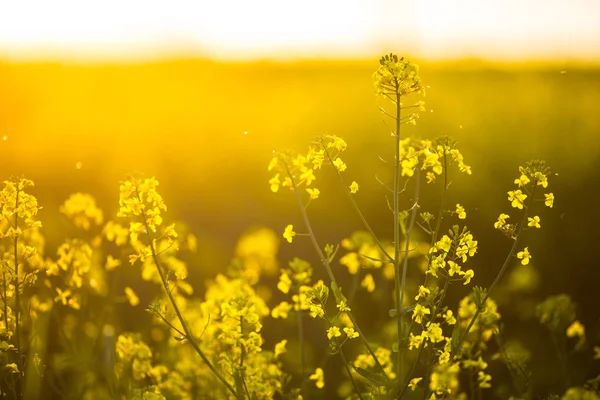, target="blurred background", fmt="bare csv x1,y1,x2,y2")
1,0,599,397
